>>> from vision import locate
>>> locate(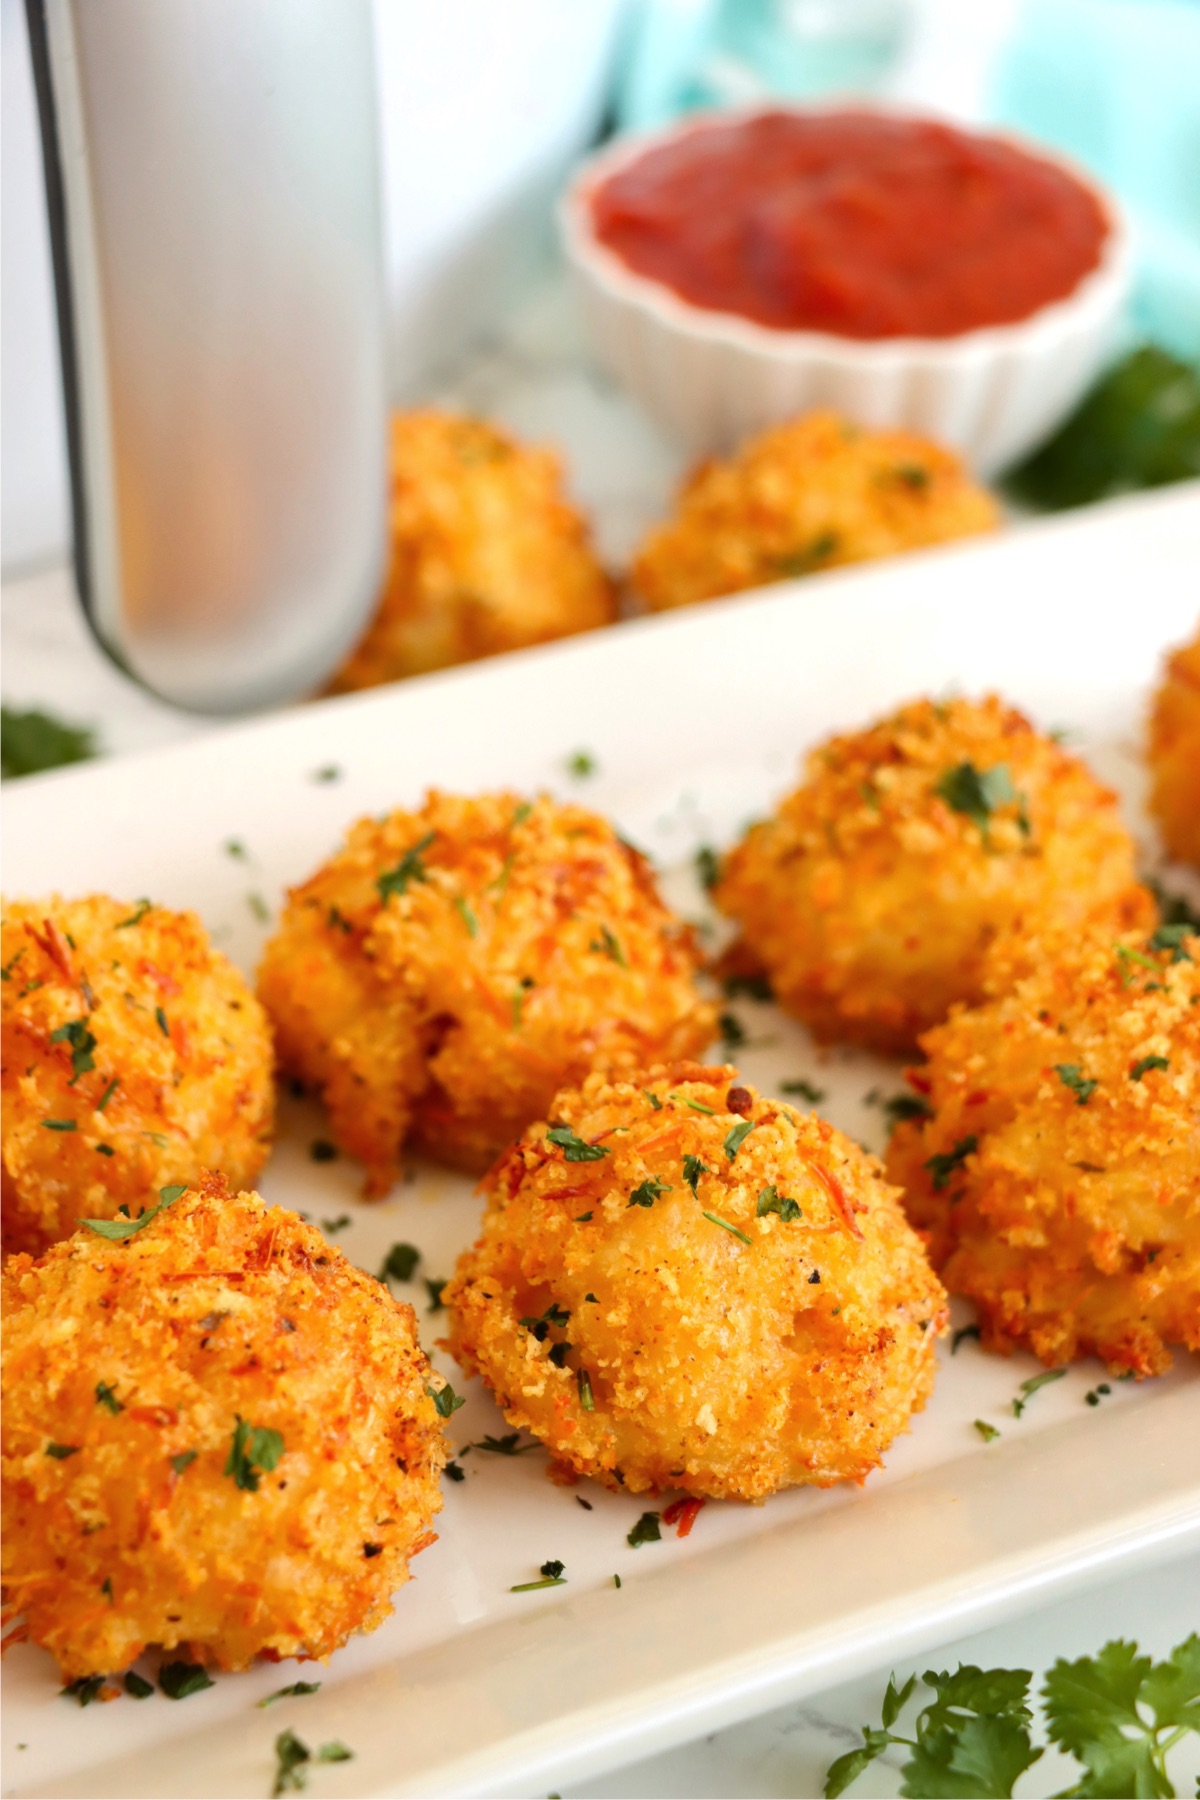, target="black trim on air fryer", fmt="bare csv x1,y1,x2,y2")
25,0,94,625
